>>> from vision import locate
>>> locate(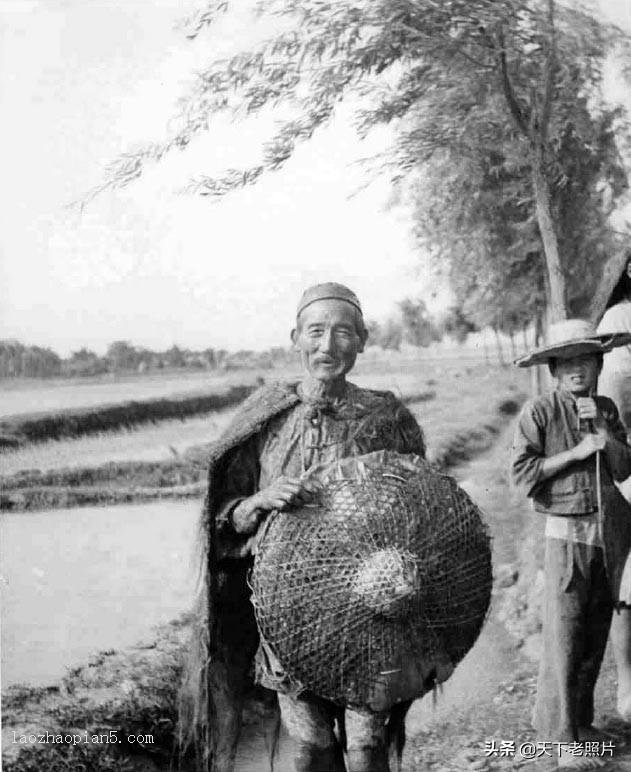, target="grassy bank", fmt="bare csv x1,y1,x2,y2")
2,617,188,772
0,369,267,416
0,411,238,475
0,384,254,446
